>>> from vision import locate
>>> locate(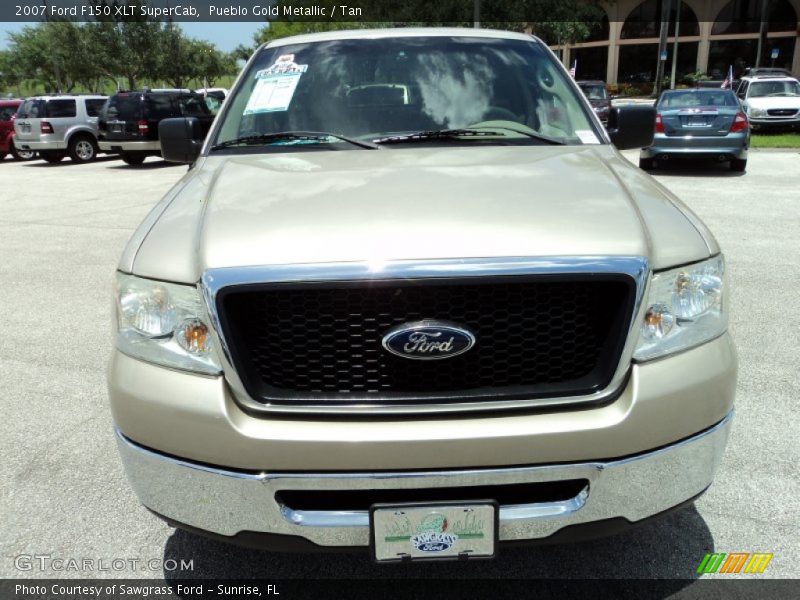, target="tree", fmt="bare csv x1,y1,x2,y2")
88,0,165,89
7,25,62,91
5,22,104,92
158,24,195,88
231,44,255,63
192,41,236,88
0,50,23,92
